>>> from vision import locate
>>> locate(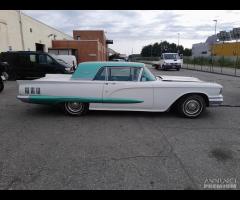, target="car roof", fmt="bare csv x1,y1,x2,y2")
72,61,145,80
